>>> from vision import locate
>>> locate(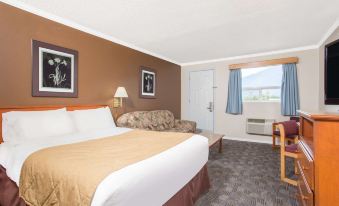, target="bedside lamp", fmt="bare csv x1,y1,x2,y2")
113,87,128,108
